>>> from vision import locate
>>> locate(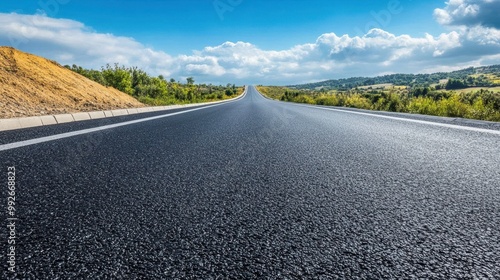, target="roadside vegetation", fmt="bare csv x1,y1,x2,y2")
258,74,500,122
65,64,243,106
